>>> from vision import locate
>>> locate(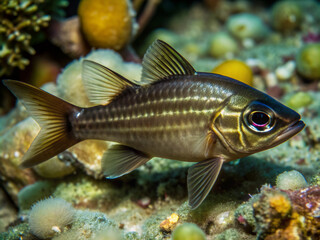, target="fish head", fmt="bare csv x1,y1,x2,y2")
213,92,305,157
